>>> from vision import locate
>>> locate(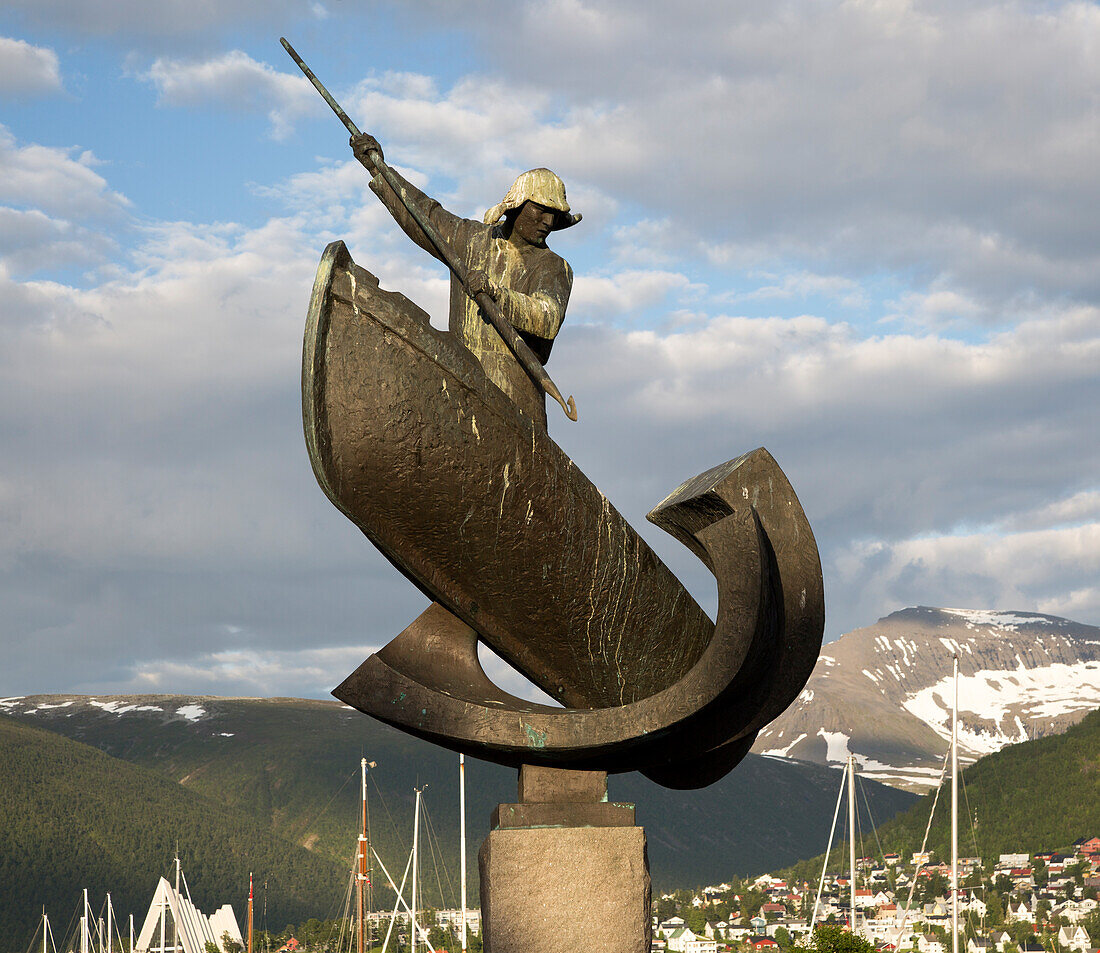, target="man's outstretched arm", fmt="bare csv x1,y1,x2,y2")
351,132,468,262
